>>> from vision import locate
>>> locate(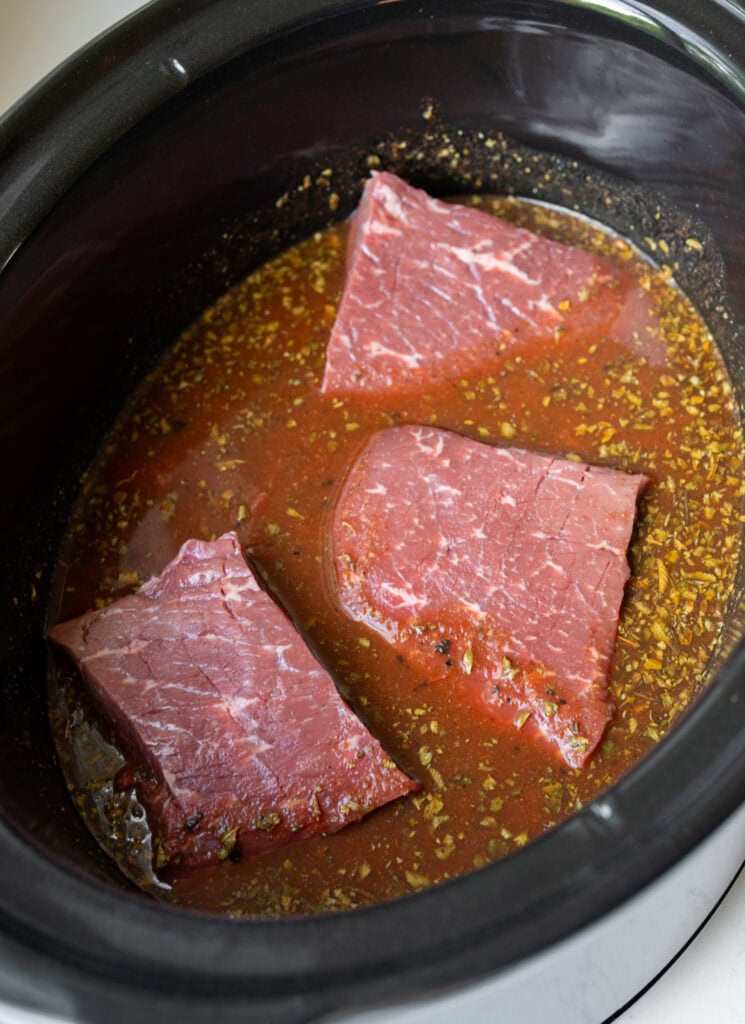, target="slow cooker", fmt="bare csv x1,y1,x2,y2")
2,1,745,1022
